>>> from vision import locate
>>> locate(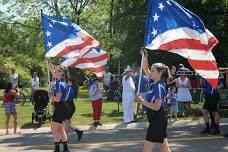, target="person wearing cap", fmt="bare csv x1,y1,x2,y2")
88,74,103,127
122,66,135,123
